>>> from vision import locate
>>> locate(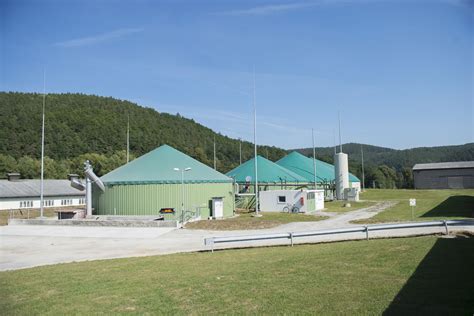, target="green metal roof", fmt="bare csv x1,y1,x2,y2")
276,151,360,183
226,155,307,184
101,145,233,184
